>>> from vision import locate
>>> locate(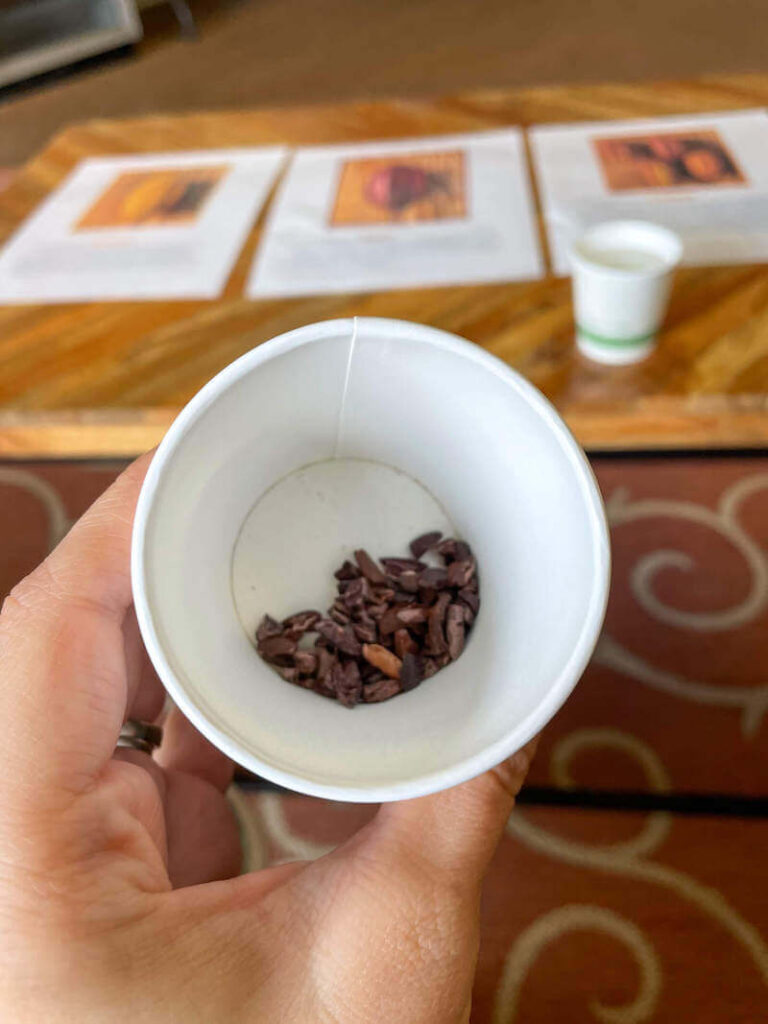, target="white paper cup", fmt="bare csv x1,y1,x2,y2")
571,220,683,365
132,317,609,802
